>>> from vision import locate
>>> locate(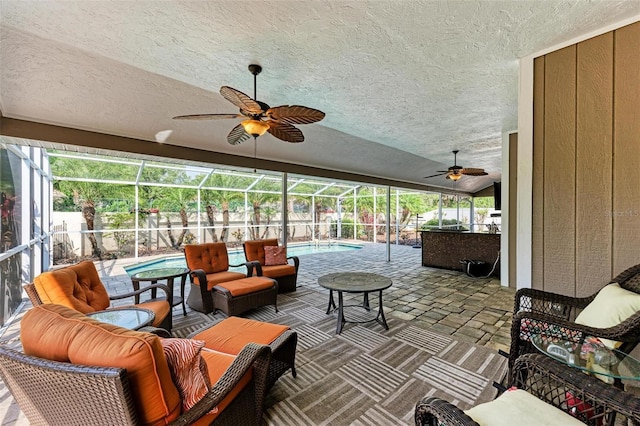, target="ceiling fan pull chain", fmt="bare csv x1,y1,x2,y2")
253,136,258,172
